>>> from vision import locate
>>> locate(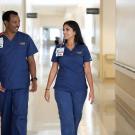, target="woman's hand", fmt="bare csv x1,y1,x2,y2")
44,89,50,102
44,62,58,102
89,90,94,104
